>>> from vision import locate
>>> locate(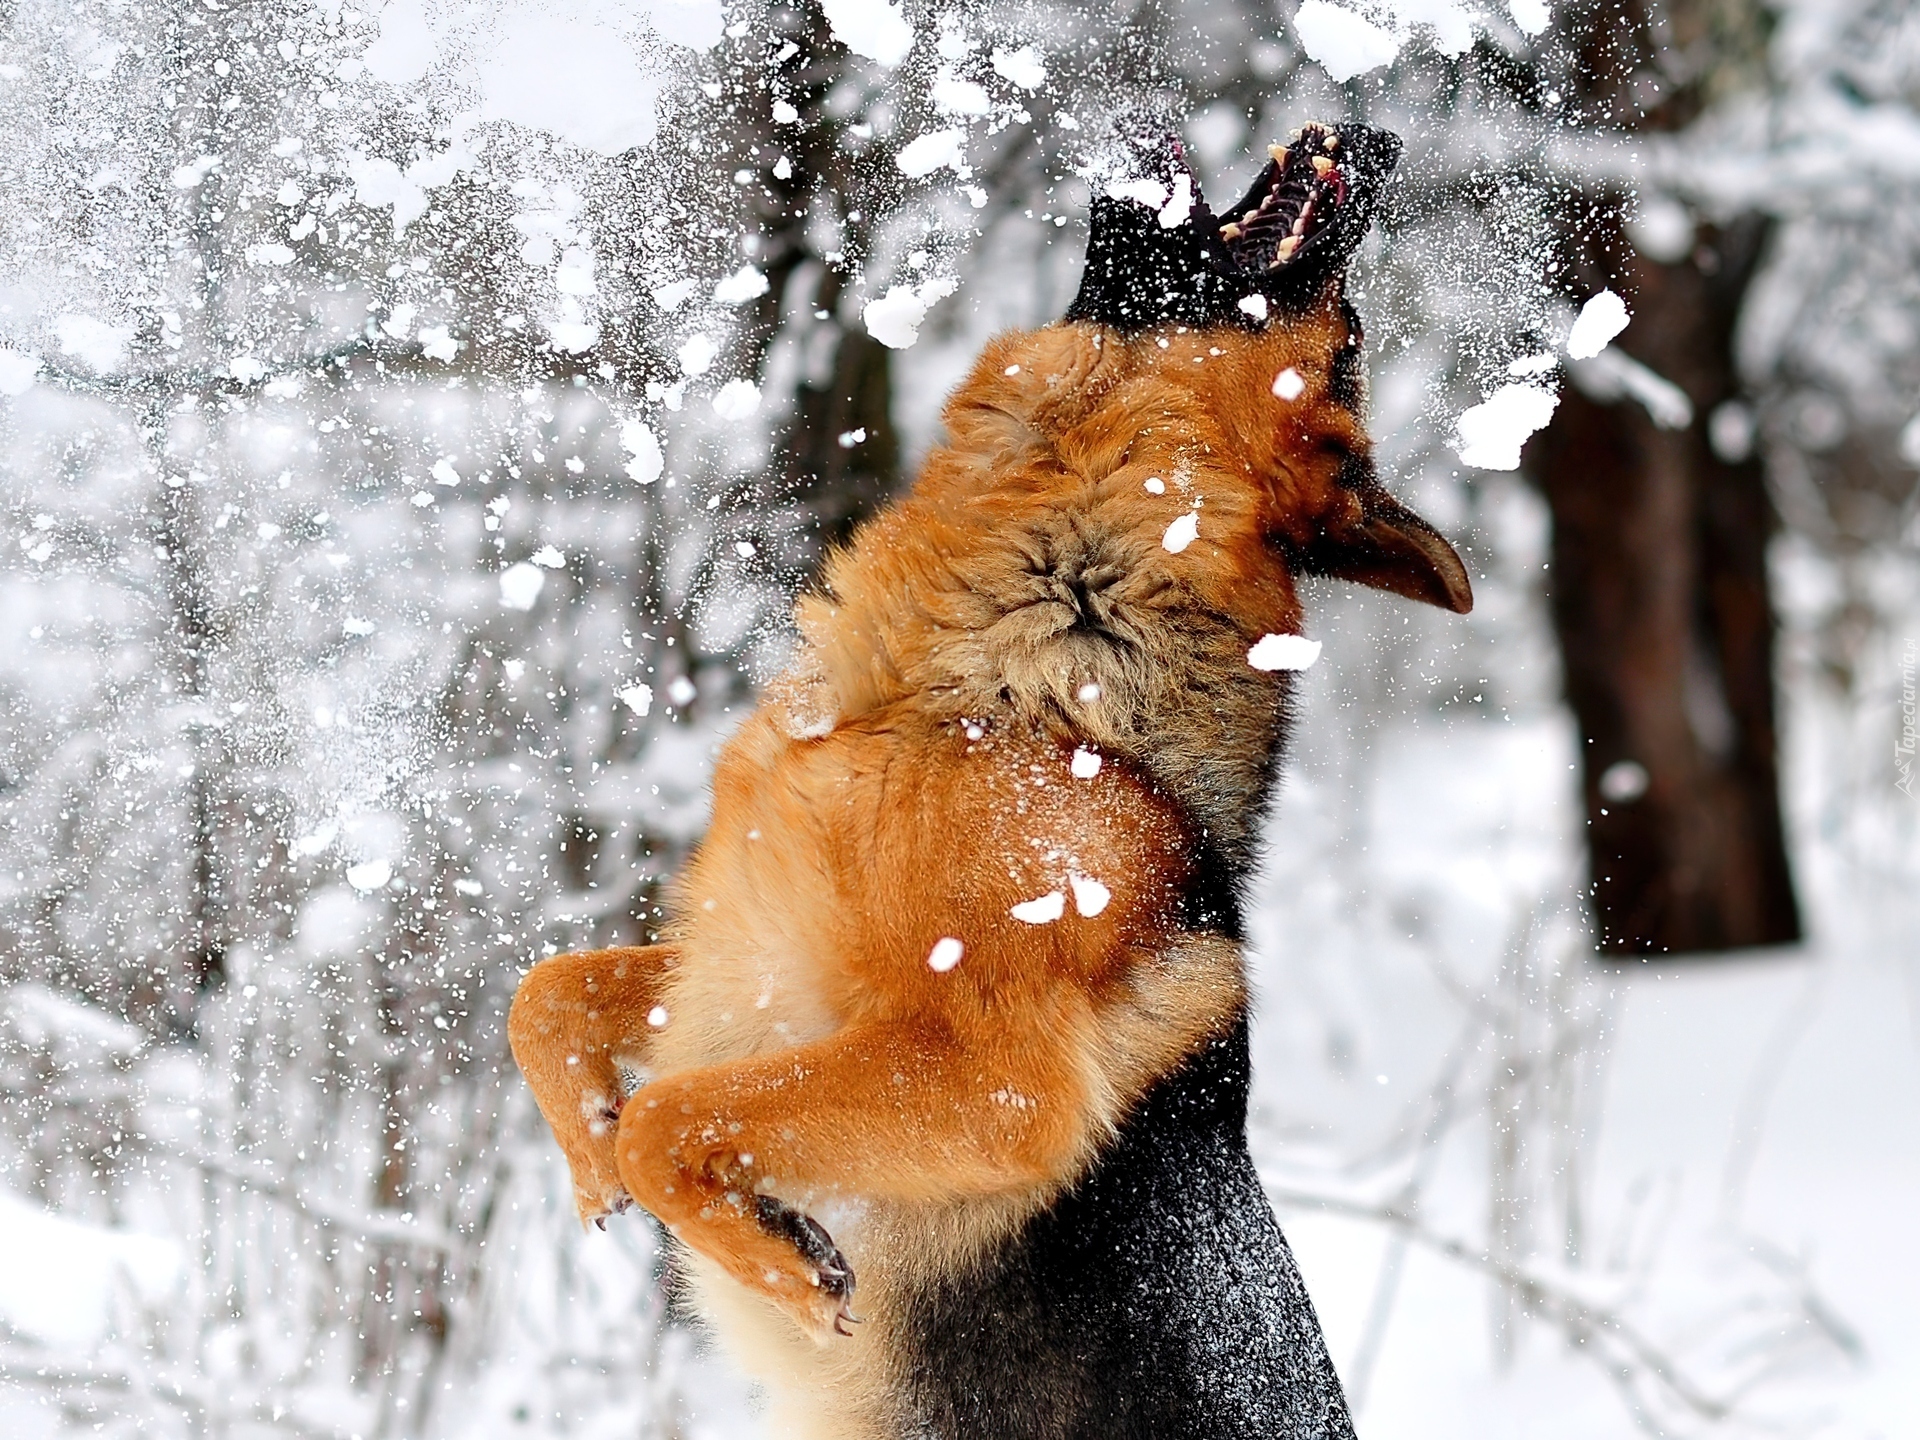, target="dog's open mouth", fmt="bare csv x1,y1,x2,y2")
1065,118,1400,332
1216,125,1349,277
